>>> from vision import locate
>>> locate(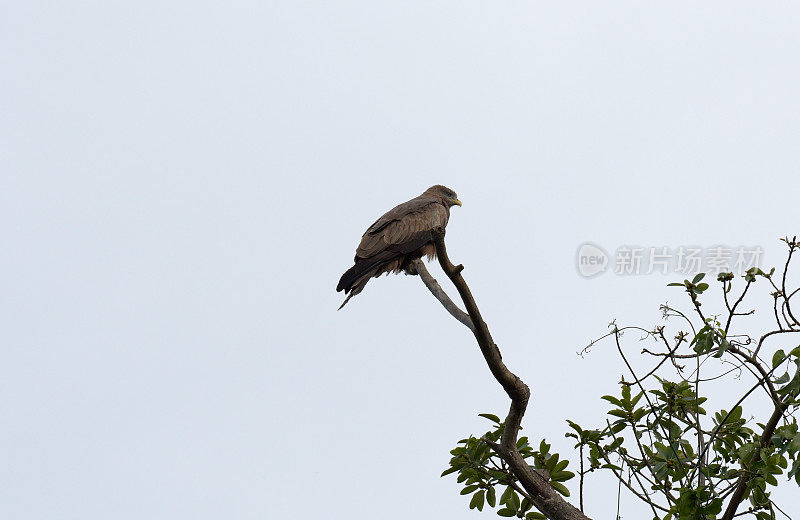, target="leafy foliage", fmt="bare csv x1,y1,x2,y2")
443,237,800,519
442,414,573,518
